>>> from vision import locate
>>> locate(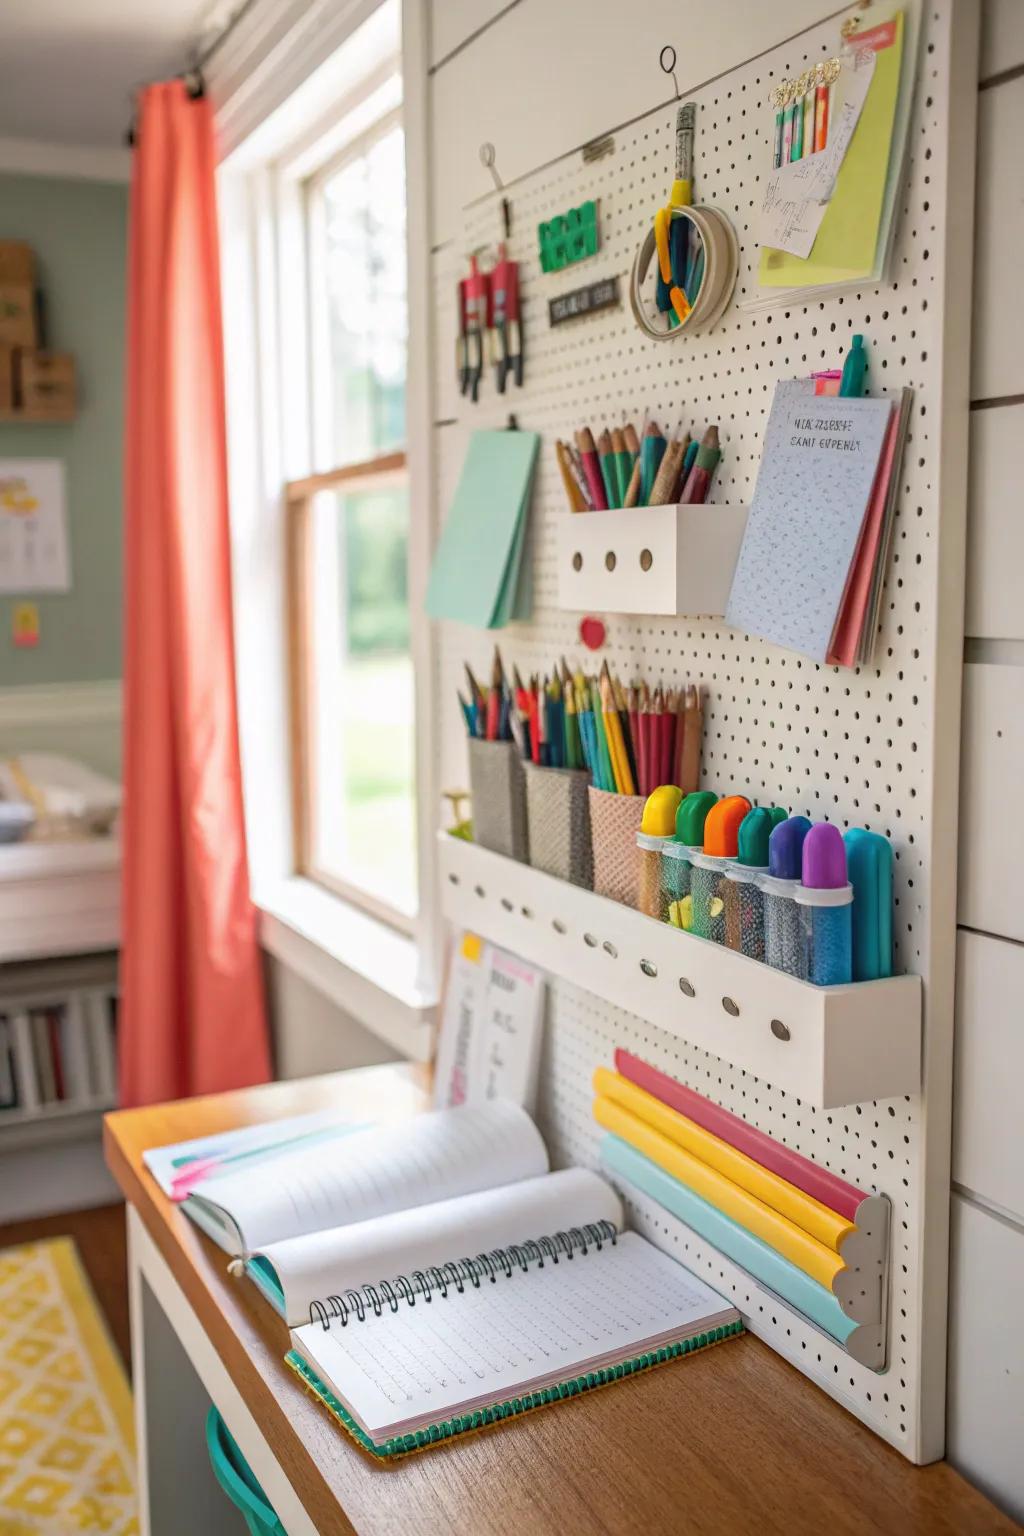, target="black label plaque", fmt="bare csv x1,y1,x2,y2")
548,276,620,326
